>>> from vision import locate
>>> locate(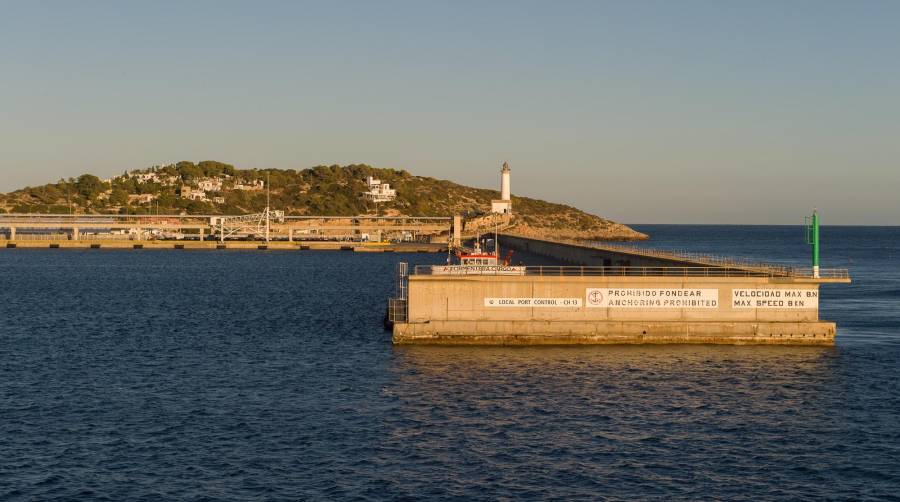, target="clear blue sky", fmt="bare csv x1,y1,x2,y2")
1,1,897,224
